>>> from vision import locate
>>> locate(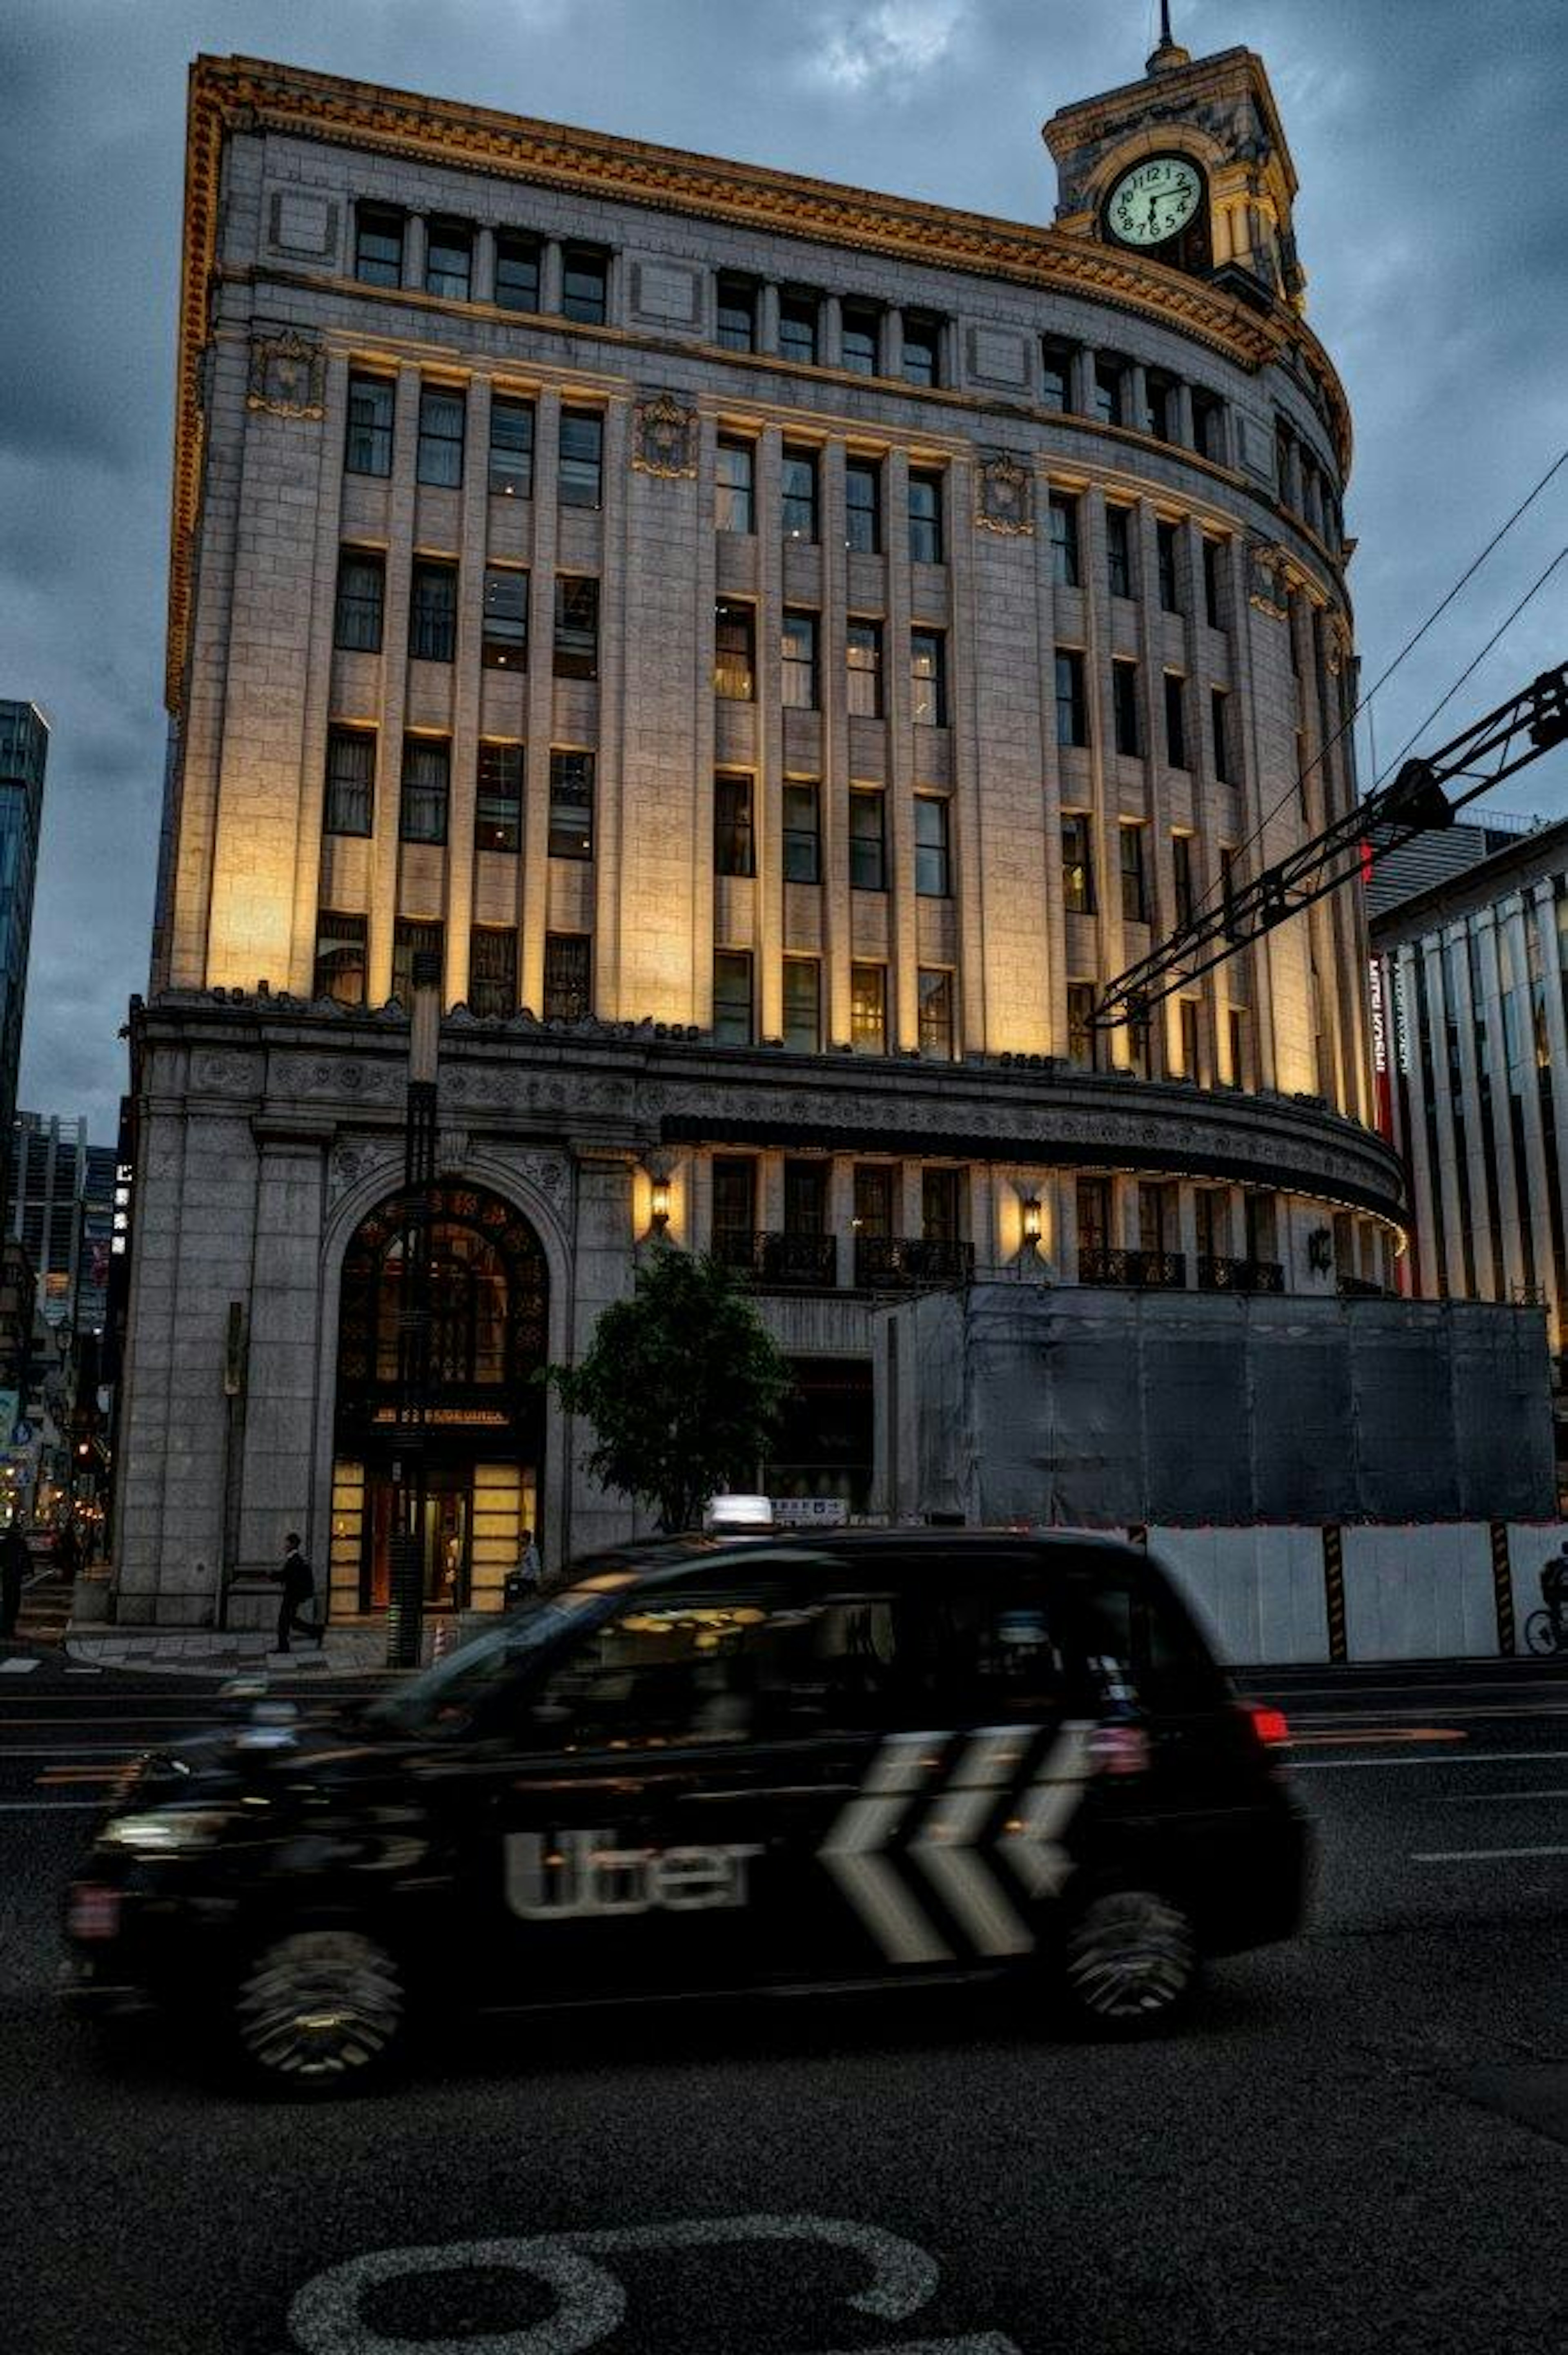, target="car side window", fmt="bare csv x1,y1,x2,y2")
875,1555,1066,1722
1062,1562,1221,1712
